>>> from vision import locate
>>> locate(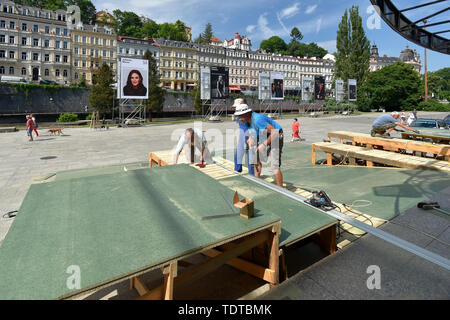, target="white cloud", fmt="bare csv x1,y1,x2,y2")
305,5,318,15
316,17,322,33
317,40,337,53
246,25,256,33
279,3,301,19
